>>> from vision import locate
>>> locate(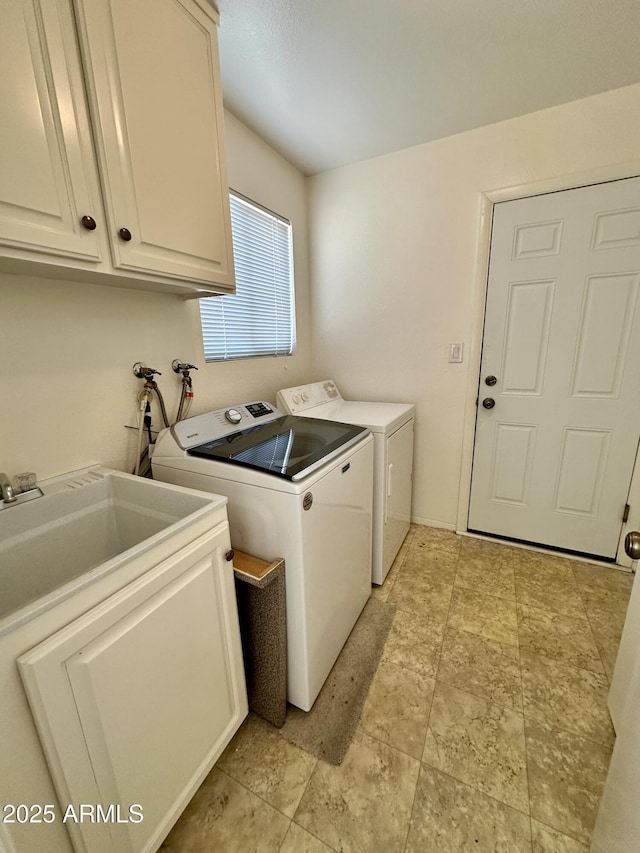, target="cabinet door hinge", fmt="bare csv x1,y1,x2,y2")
623,503,631,523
